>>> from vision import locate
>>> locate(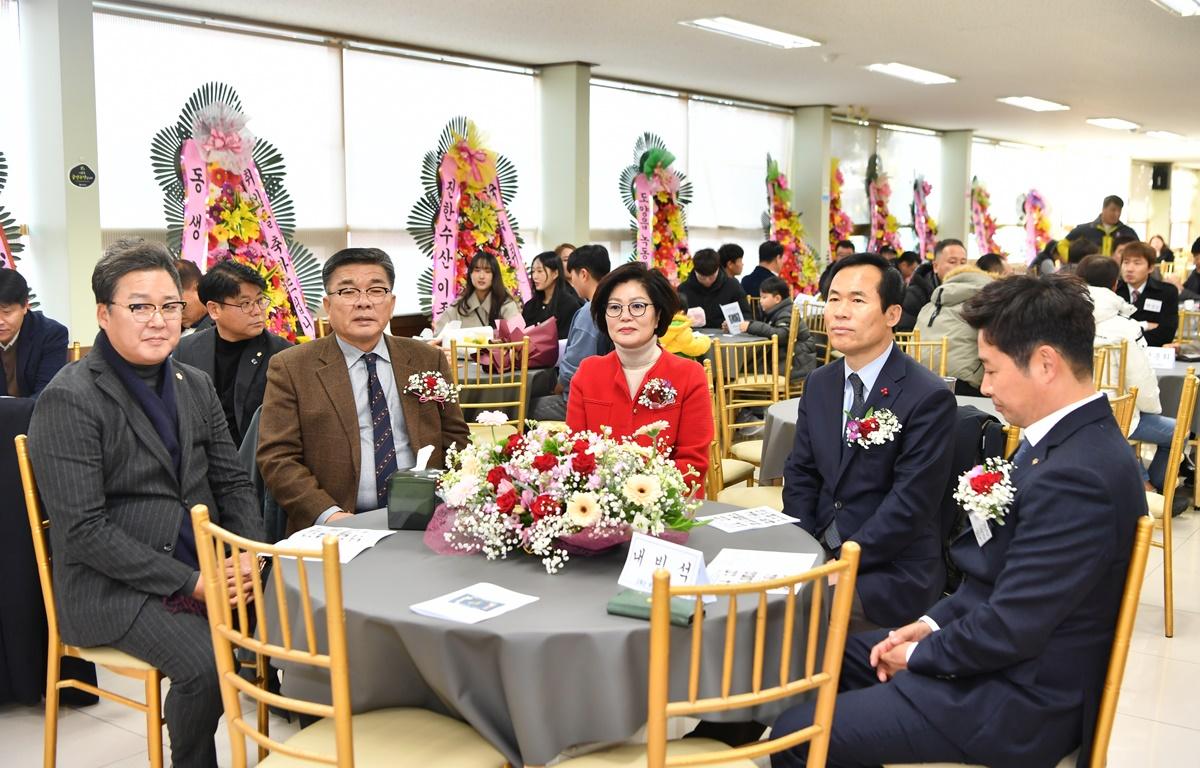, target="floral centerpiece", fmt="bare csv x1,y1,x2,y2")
911,176,938,260
427,418,704,574
152,83,322,343
1020,189,1053,265
970,177,1004,256
829,158,855,254
407,117,530,319
620,133,694,285
866,155,902,254
764,154,820,295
